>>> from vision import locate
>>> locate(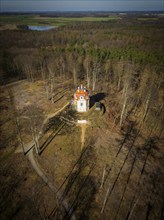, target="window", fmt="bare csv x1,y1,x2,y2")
80,103,83,107
80,96,84,100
